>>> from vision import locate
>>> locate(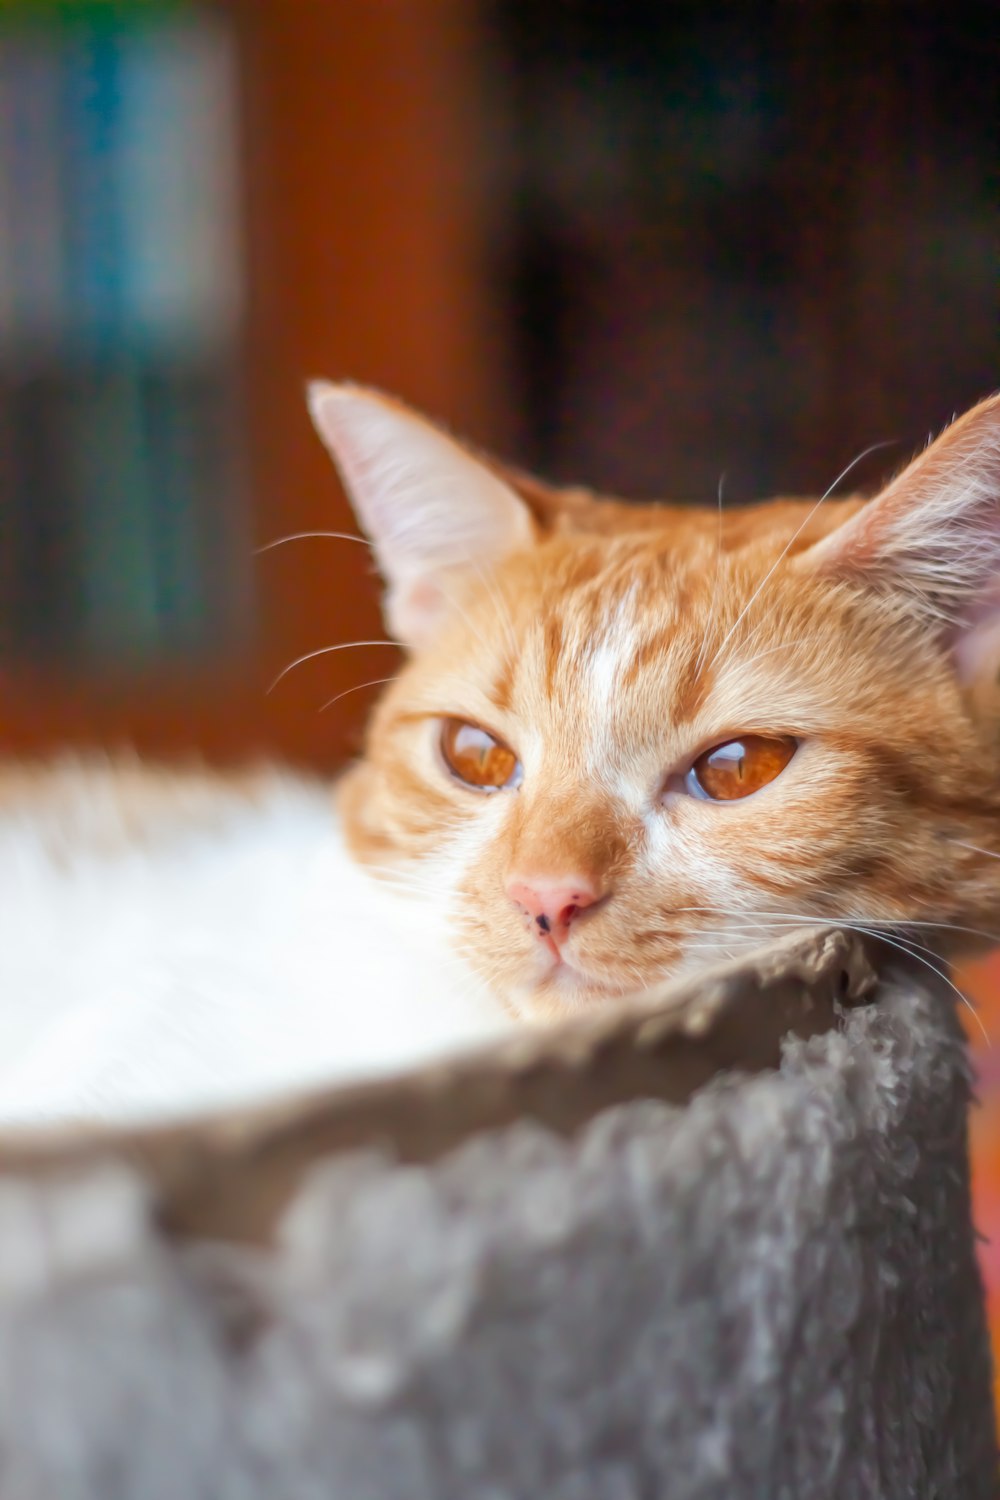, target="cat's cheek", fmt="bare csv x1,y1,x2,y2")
639,807,742,905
